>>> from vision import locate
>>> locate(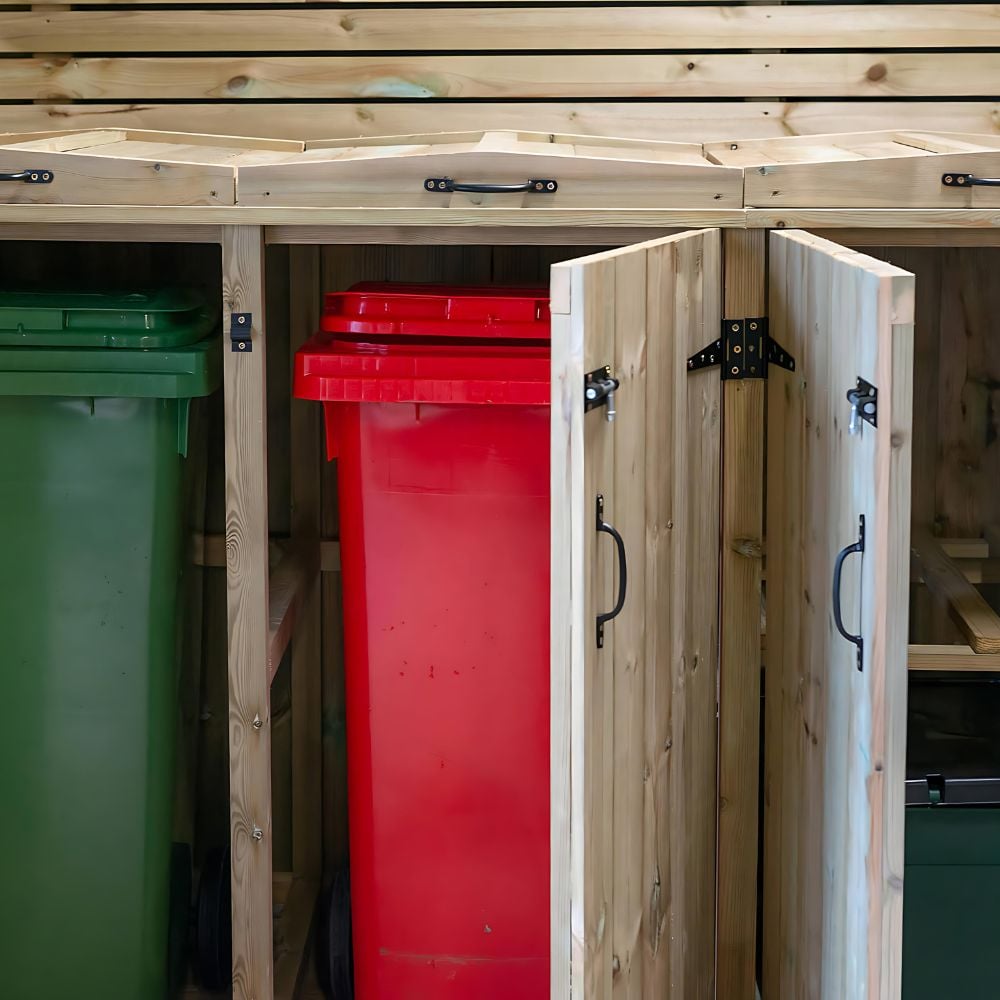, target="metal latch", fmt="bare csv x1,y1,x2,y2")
846,377,877,435
230,312,252,353
585,365,620,421
688,317,795,381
